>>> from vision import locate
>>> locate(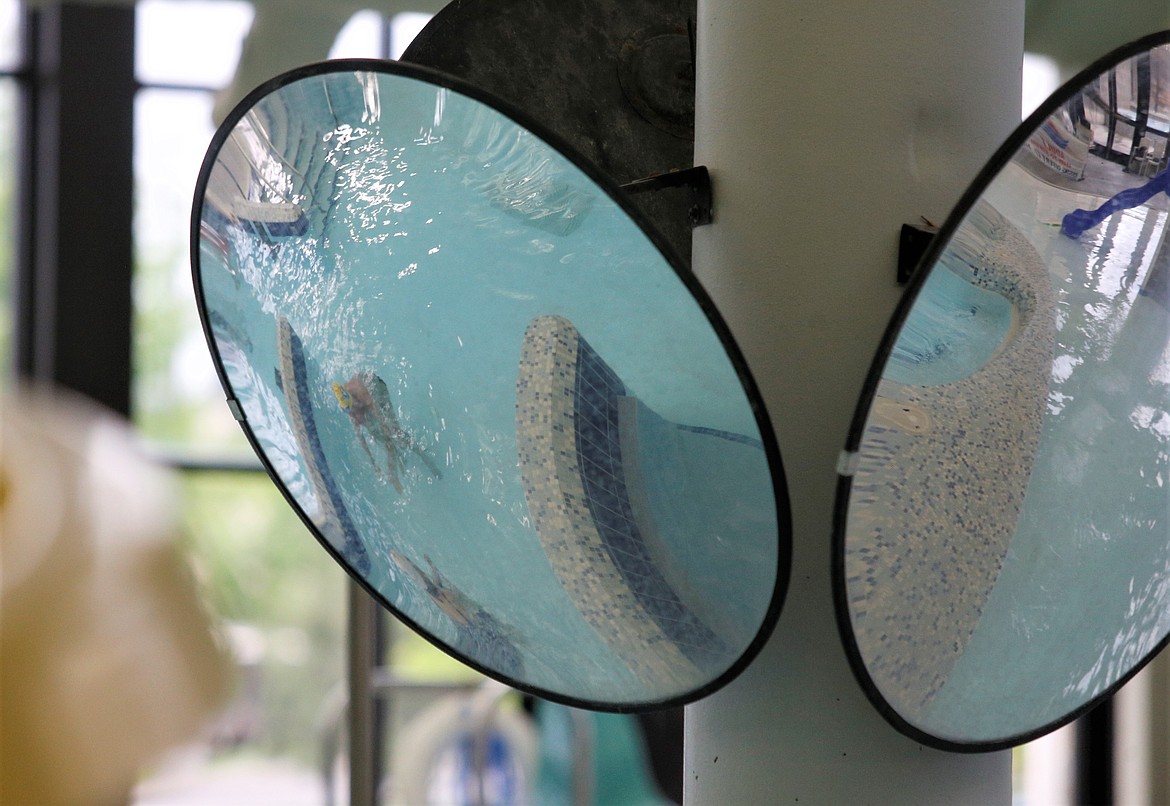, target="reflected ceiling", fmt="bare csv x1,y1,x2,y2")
836,31,1170,749
192,61,789,710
